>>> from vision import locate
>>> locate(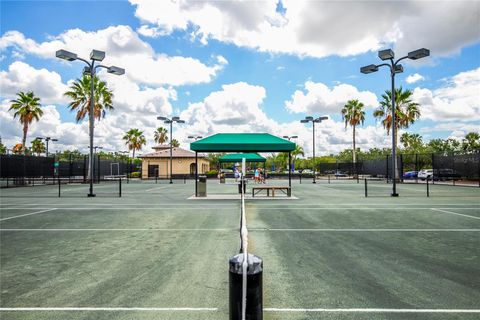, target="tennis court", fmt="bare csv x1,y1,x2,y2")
1,180,479,319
